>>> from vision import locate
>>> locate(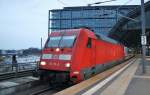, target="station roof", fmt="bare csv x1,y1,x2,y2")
109,1,150,47
50,5,138,11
